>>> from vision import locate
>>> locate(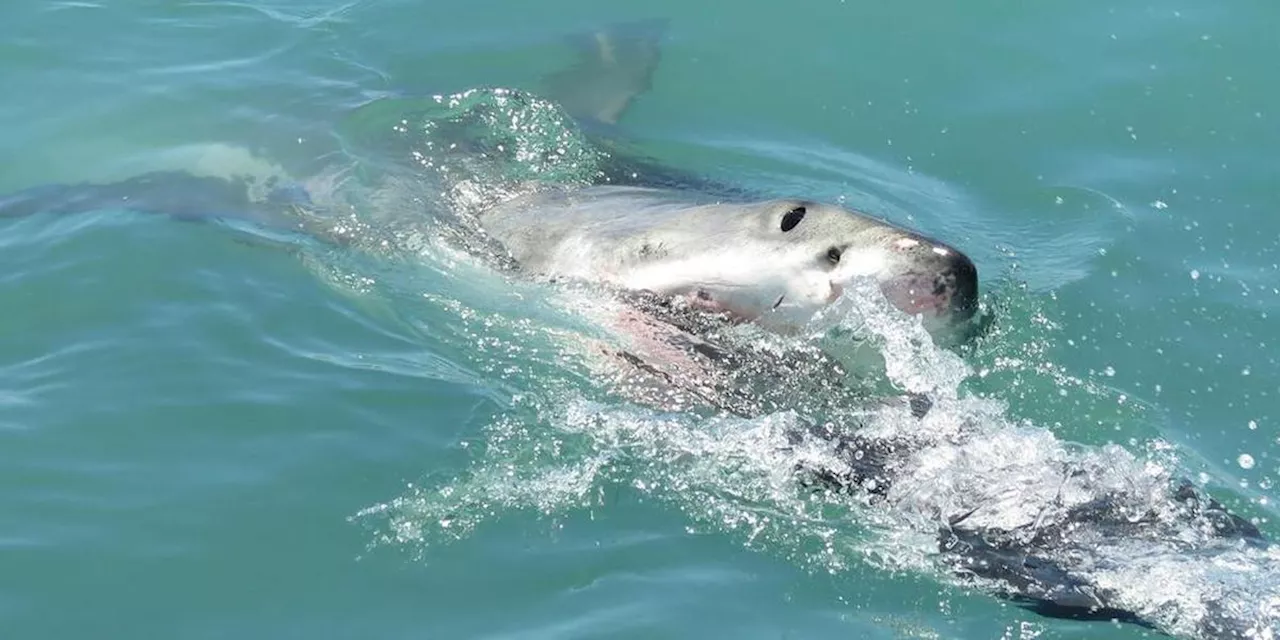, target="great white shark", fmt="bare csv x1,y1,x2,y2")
0,19,1269,639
